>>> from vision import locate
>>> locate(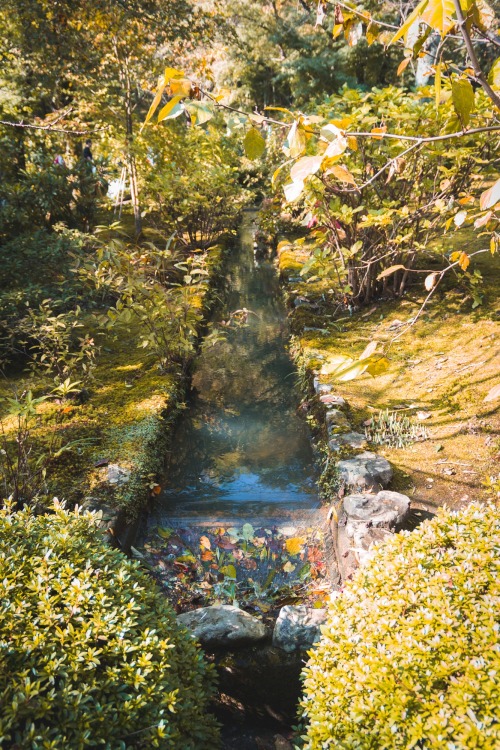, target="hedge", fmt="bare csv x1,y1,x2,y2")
300,503,500,749
0,502,219,748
